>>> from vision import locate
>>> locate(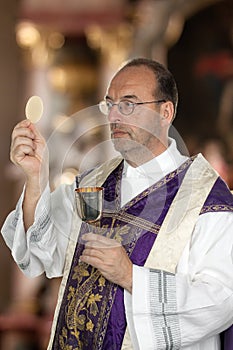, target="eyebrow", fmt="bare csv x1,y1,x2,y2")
105,94,139,101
